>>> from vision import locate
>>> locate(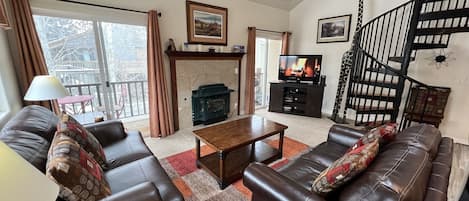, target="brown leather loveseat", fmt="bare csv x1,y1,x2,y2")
244,124,453,201
0,105,183,201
